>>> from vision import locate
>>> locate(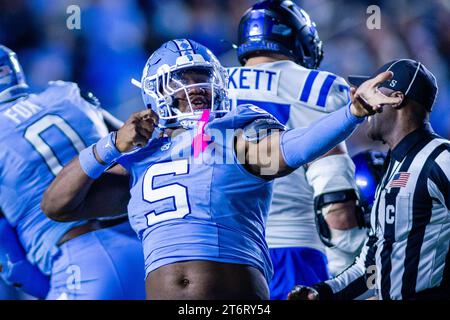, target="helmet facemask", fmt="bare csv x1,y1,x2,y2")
142,56,230,130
